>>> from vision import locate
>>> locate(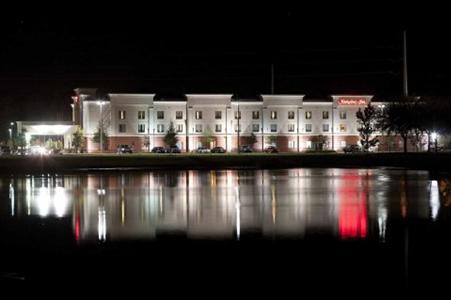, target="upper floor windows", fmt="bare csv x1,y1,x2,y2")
288,111,295,119
195,111,202,120
119,110,126,120
157,111,164,119
340,111,347,119
305,111,312,119
215,111,222,119
176,111,183,119
252,111,260,119
322,111,329,119
270,111,277,120
138,111,145,120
